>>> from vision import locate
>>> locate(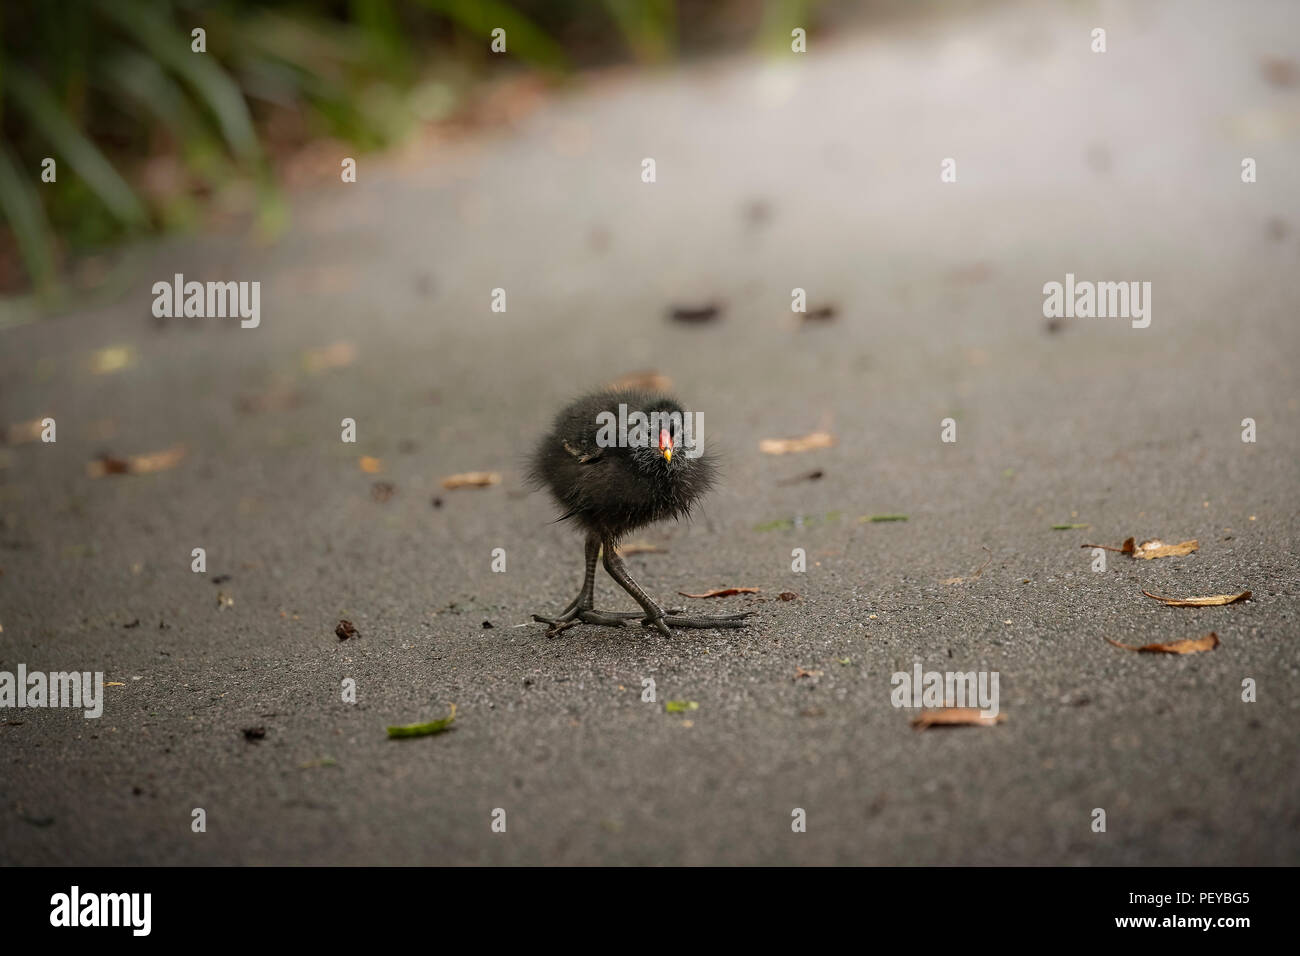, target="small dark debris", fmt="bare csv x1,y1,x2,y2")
235,390,303,415
1044,316,1067,334
397,439,418,454
777,469,823,486
371,482,396,503
668,302,722,324
802,305,837,322
132,786,143,796
158,620,170,630
743,199,772,228
122,619,141,629
431,497,443,509
242,727,266,742
93,454,130,475
211,574,232,584
481,620,494,629
1261,57,1298,87
22,815,54,827
778,591,799,601
335,619,358,641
